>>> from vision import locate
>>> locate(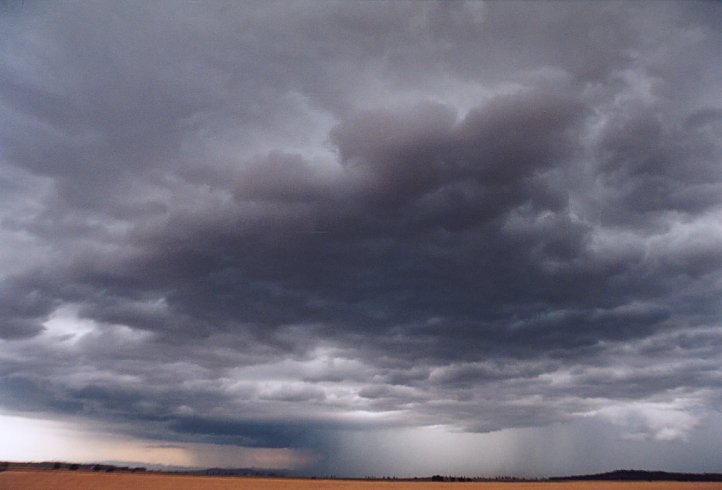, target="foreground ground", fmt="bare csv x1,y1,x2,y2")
3,471,722,490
